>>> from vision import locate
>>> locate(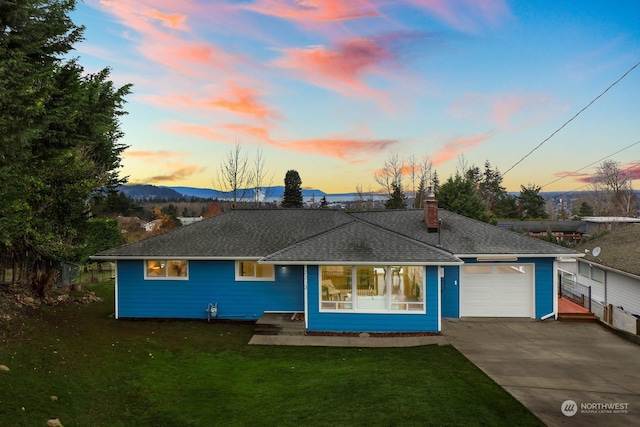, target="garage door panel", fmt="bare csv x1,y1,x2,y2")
460,264,533,317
